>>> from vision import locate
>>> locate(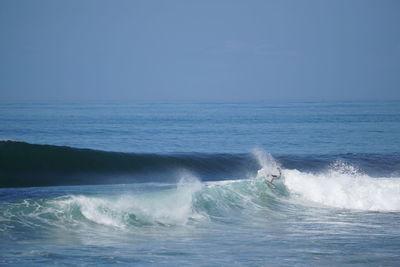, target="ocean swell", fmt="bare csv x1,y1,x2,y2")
1,140,399,188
